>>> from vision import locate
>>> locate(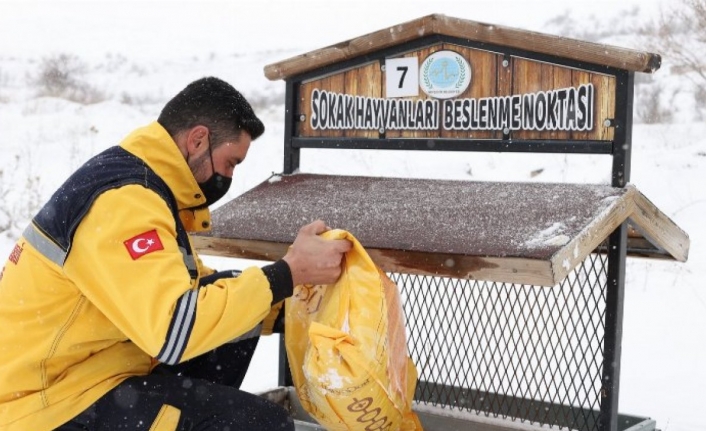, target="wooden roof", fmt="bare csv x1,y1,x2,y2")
264,14,661,81
193,174,689,287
